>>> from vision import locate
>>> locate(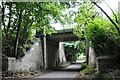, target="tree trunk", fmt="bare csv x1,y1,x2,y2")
2,2,7,38
6,2,12,39
14,9,23,58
